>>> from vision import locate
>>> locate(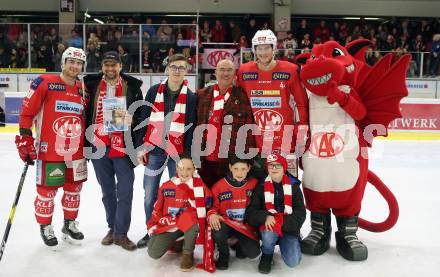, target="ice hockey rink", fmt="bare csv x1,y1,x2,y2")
0,132,439,277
